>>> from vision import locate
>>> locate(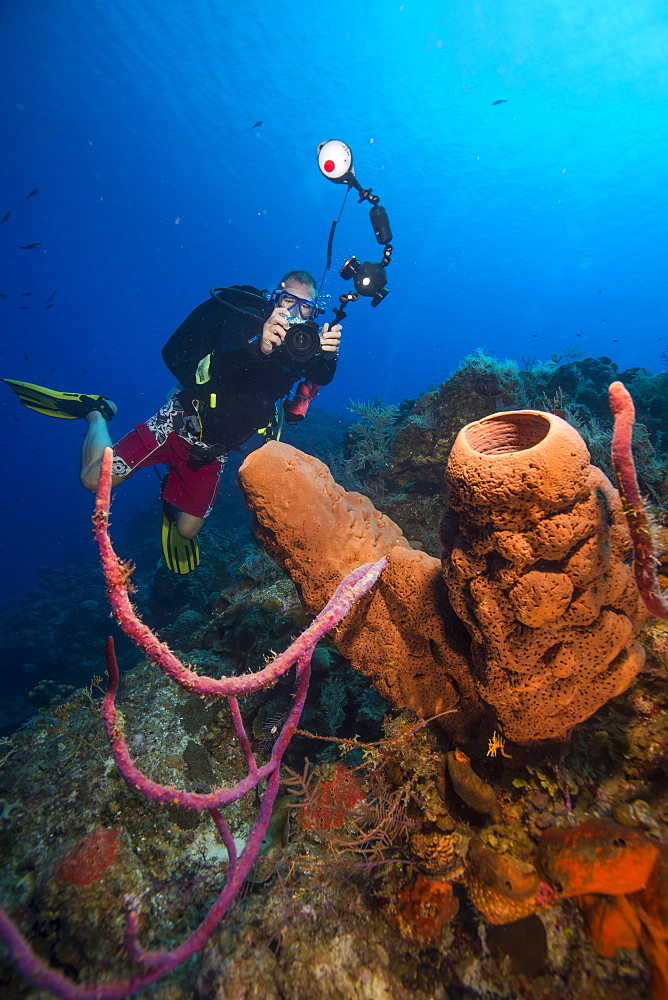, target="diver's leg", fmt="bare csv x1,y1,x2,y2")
80,411,124,491
162,426,226,541
175,512,205,539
